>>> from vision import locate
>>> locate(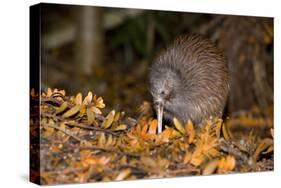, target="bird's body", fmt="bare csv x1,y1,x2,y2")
149,34,229,133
